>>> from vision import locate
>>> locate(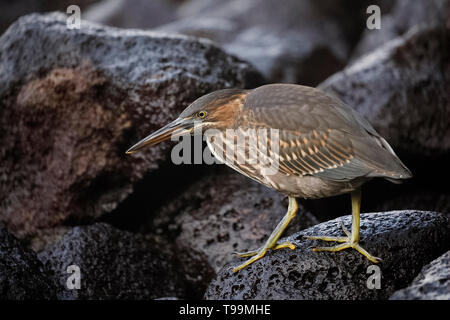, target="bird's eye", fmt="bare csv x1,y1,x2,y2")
197,111,207,119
